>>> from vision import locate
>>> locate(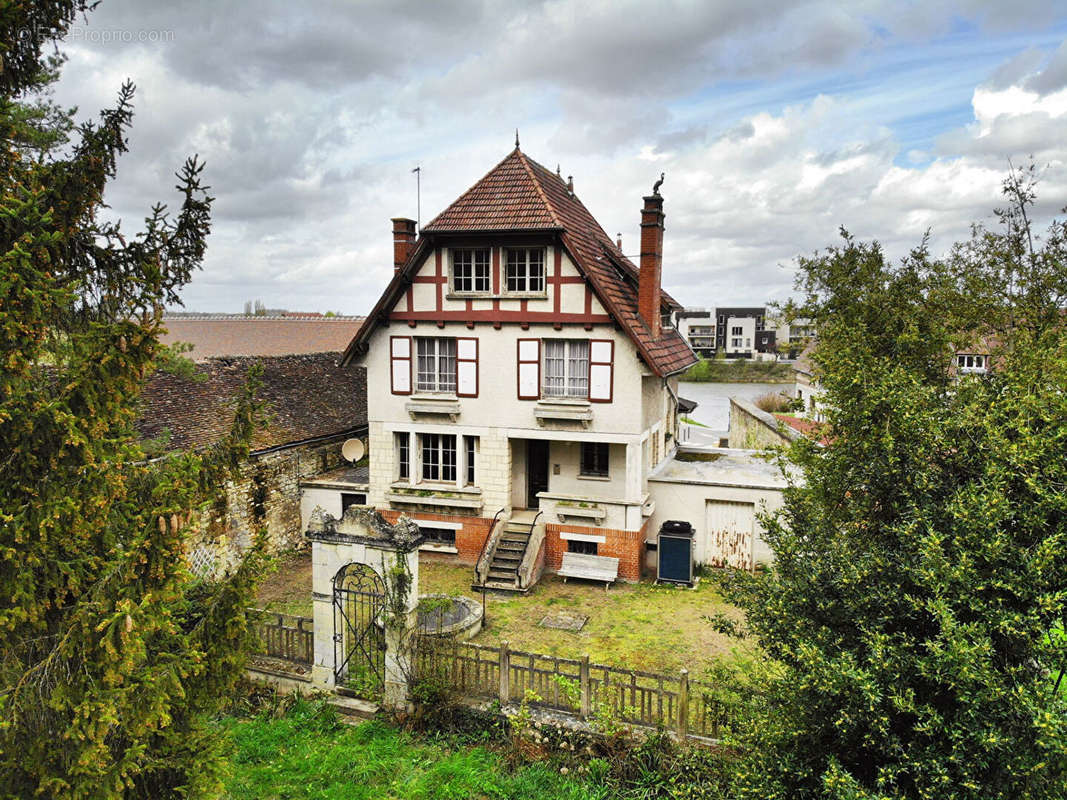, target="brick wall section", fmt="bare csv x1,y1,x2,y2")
545,521,649,582
186,433,351,577
379,509,494,565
